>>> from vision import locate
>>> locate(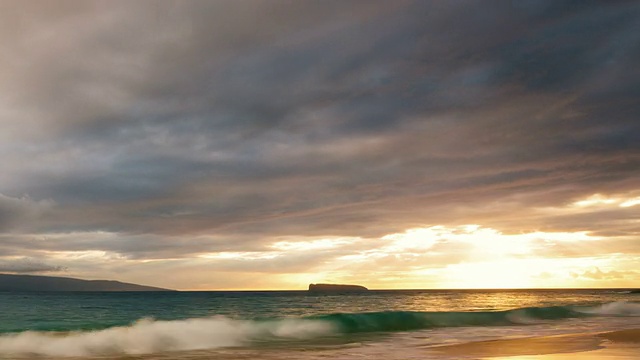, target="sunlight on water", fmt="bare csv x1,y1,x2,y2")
1,290,639,359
